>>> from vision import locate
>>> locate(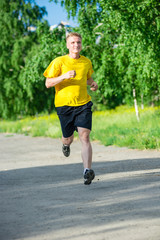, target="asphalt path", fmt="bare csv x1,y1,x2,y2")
0,133,160,240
